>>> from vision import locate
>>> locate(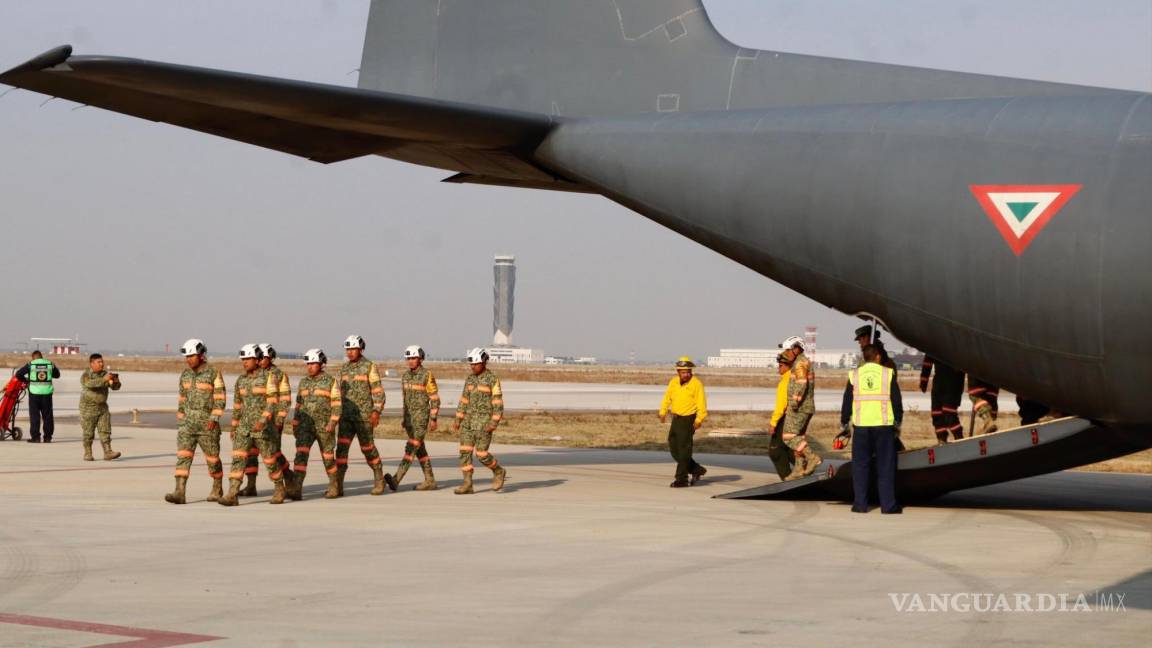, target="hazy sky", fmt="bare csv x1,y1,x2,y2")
1,1,1149,360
